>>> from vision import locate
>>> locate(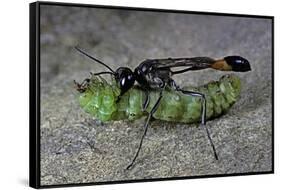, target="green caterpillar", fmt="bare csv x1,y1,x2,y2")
77,74,241,123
